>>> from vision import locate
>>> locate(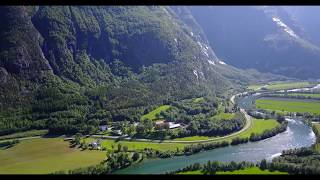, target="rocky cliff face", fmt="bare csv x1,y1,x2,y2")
187,6,320,79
